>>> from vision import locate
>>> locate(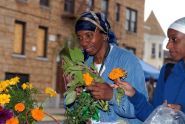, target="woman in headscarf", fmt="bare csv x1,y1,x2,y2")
116,17,185,121
75,11,147,124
